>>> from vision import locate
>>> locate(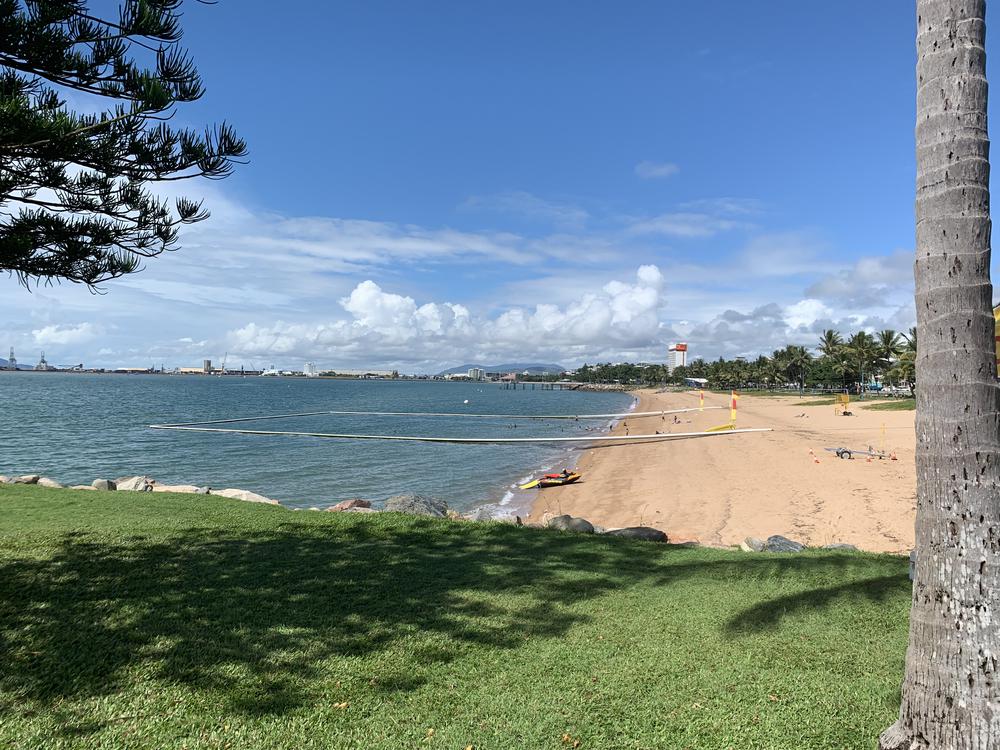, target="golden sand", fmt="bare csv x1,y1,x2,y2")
527,390,916,553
